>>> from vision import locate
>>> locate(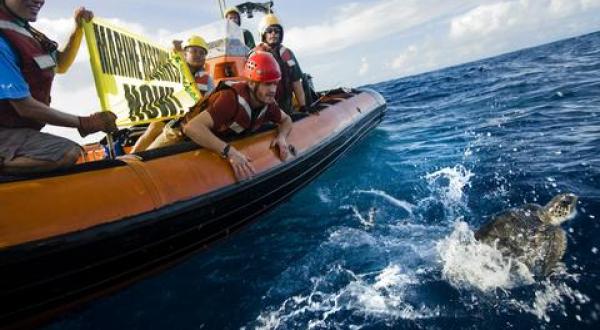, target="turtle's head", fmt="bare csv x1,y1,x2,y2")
544,193,578,225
